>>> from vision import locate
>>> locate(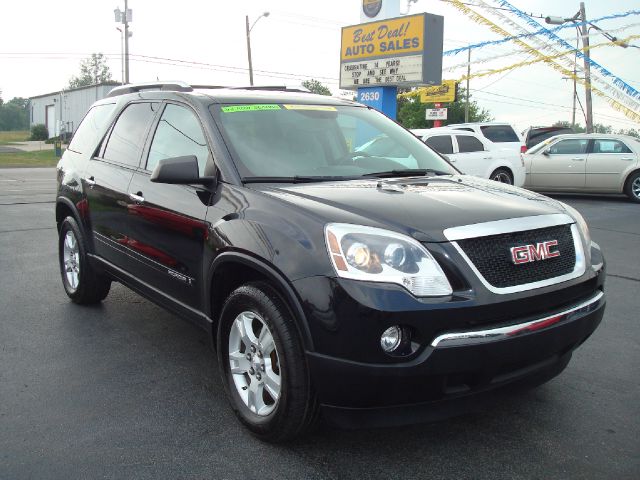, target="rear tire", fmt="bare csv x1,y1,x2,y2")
58,216,111,304
624,171,640,203
490,168,514,185
217,282,318,442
